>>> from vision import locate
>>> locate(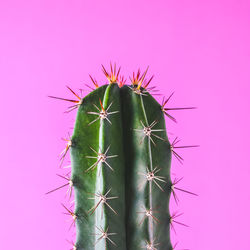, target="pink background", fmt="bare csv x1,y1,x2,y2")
0,0,250,249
